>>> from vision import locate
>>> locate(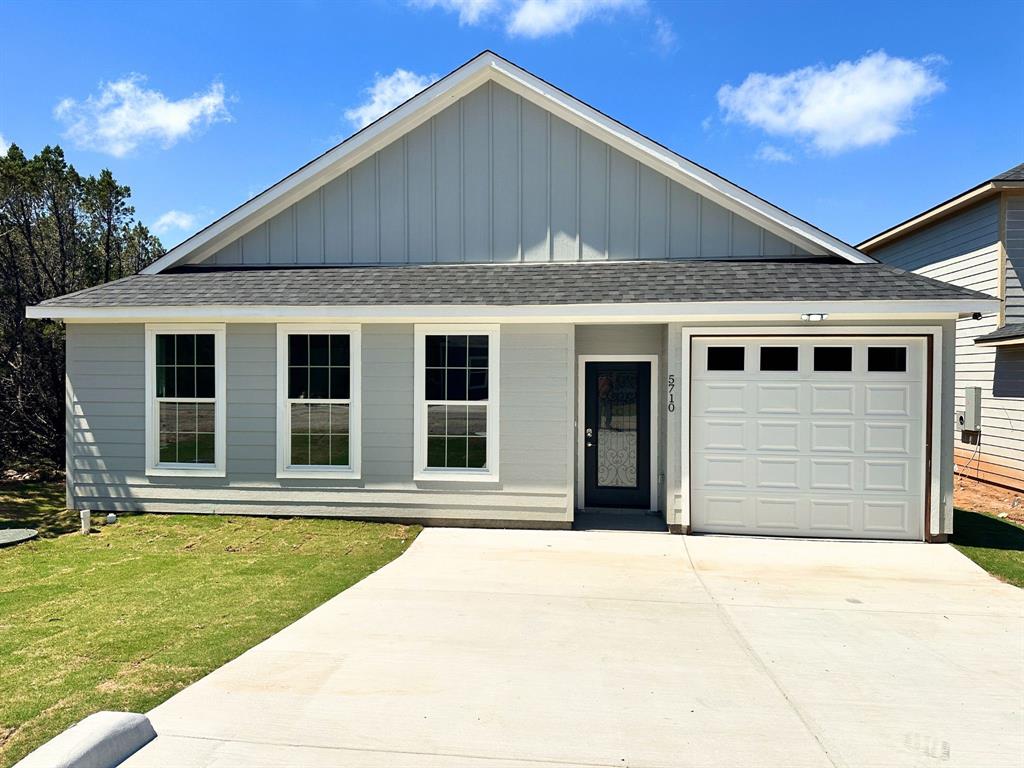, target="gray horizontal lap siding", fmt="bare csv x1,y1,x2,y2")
200,82,807,268
67,323,573,522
